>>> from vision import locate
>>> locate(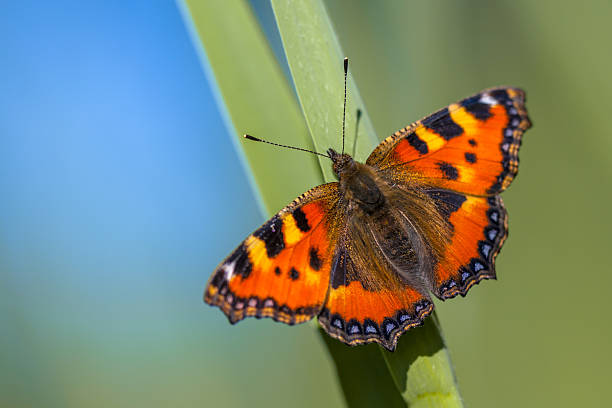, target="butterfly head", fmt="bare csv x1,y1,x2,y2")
328,148,356,177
